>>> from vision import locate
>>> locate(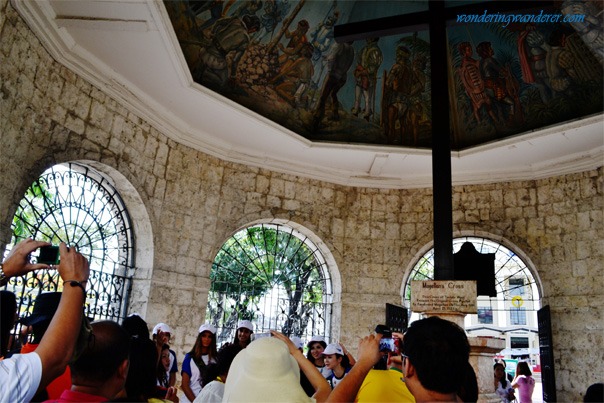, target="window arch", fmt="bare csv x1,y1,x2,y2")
403,237,541,332
207,223,333,344
3,162,135,323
